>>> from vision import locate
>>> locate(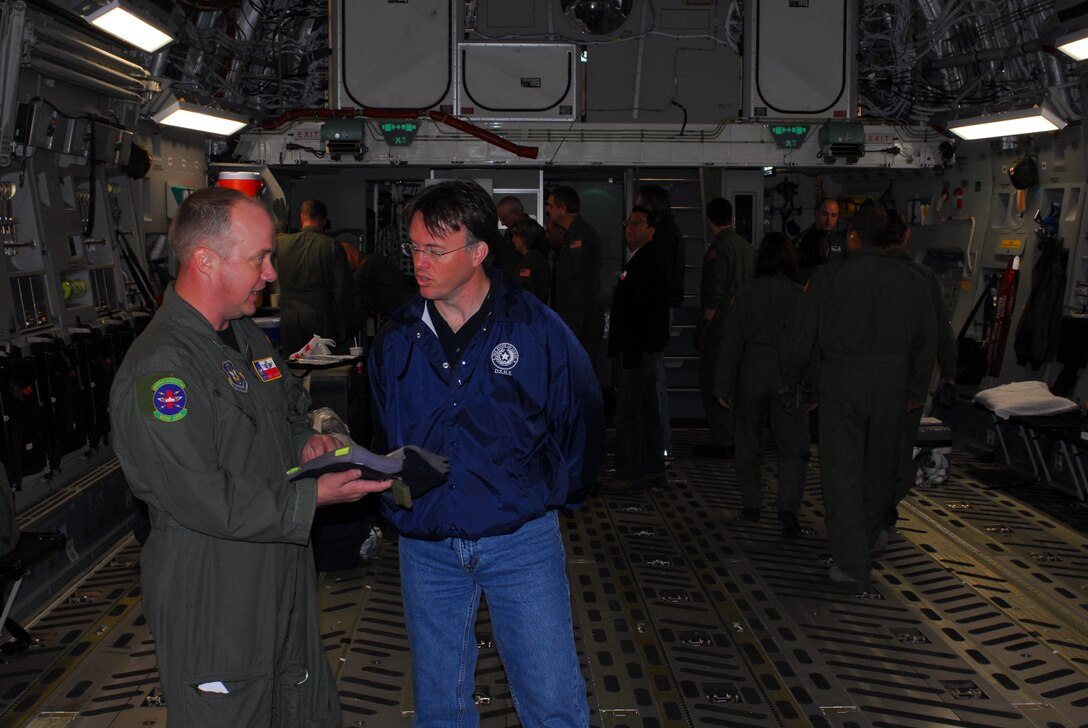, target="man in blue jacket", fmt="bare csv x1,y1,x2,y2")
368,179,604,727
